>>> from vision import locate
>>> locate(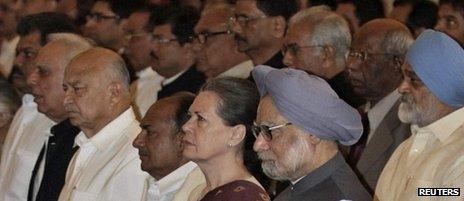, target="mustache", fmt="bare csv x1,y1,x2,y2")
64,105,79,113
399,94,414,104
234,34,247,43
